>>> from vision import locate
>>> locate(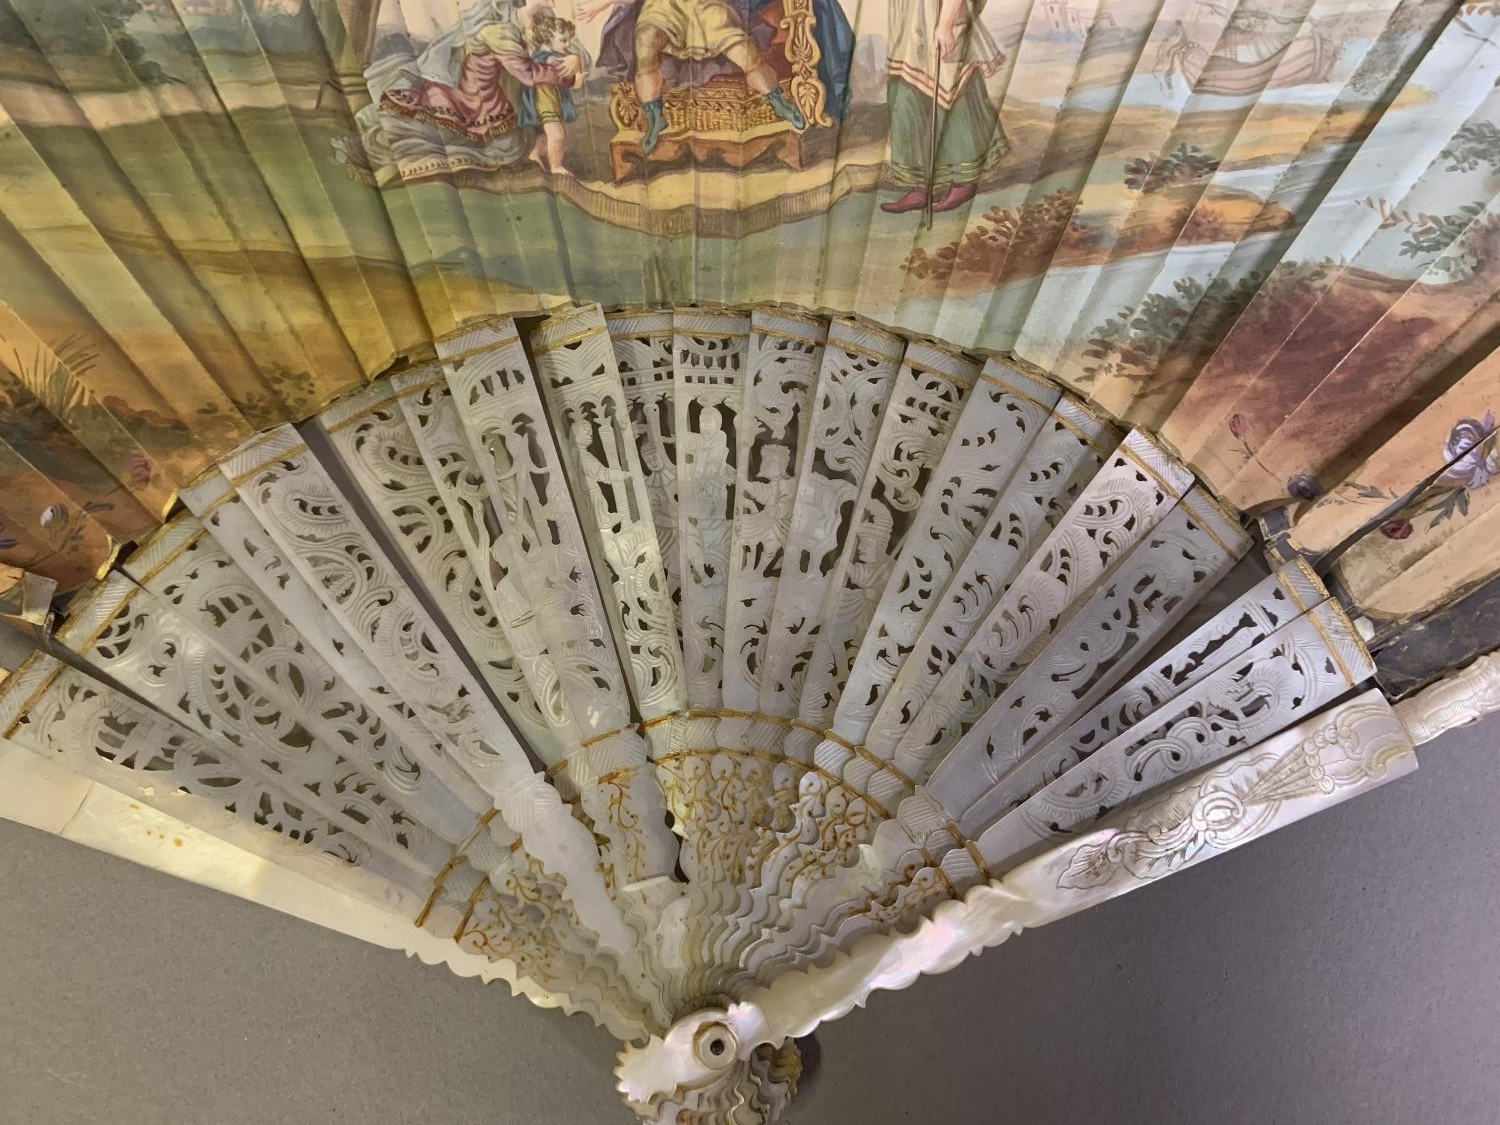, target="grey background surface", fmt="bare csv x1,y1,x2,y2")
2,714,1497,1125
